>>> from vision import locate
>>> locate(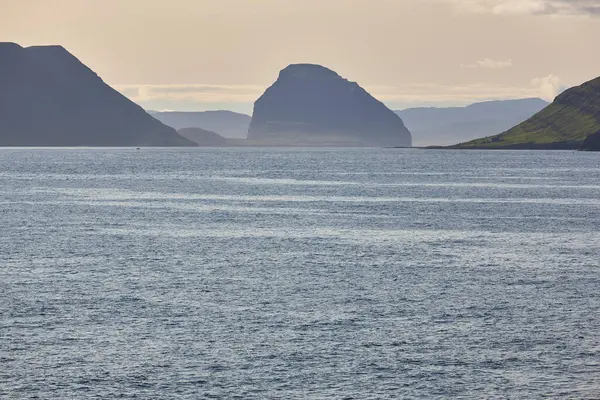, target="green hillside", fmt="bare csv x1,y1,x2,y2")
454,76,600,149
